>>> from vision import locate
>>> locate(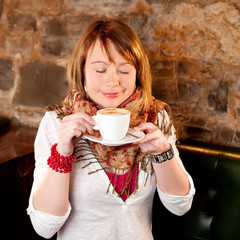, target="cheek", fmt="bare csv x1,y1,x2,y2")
122,75,136,89
85,73,101,89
